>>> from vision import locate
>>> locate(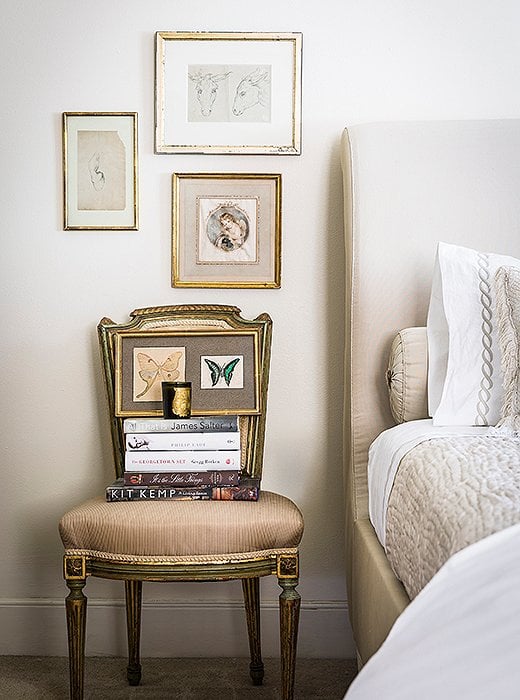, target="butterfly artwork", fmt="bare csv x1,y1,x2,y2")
133,347,185,401
202,355,243,389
